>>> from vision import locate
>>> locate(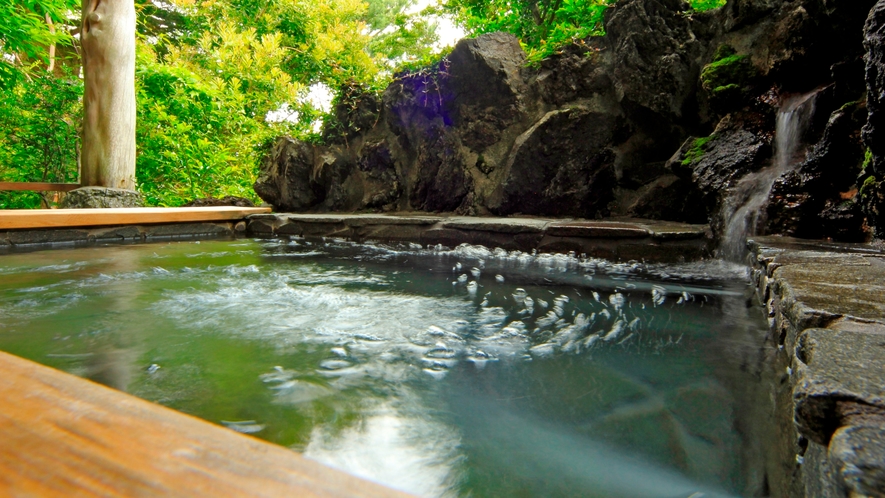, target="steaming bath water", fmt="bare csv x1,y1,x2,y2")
0,238,772,497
